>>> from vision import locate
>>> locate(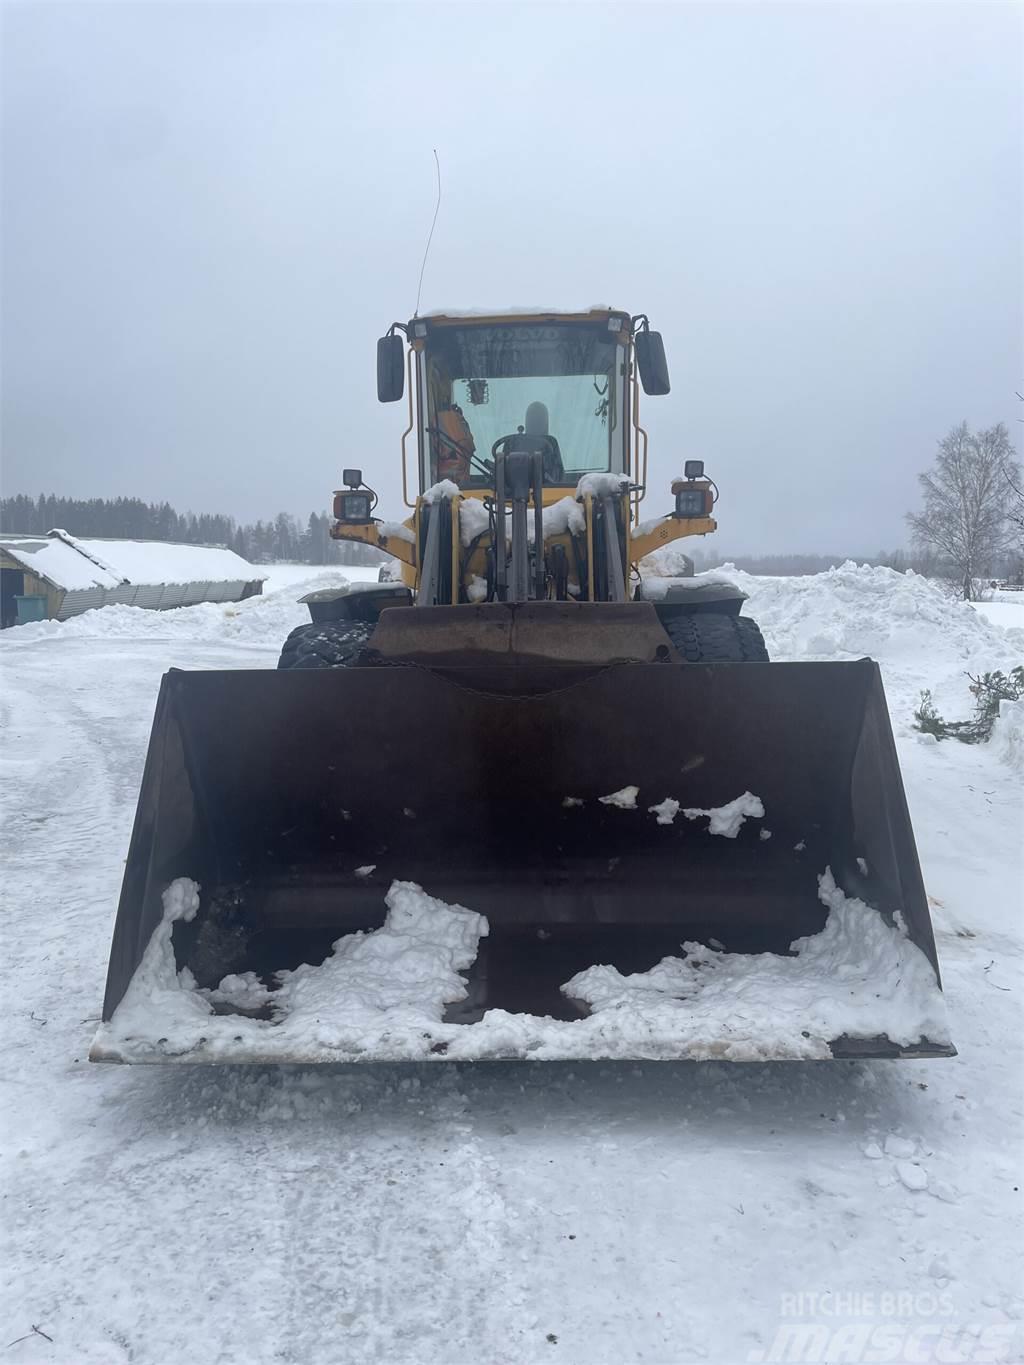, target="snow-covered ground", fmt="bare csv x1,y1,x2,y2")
2,565,1021,1364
